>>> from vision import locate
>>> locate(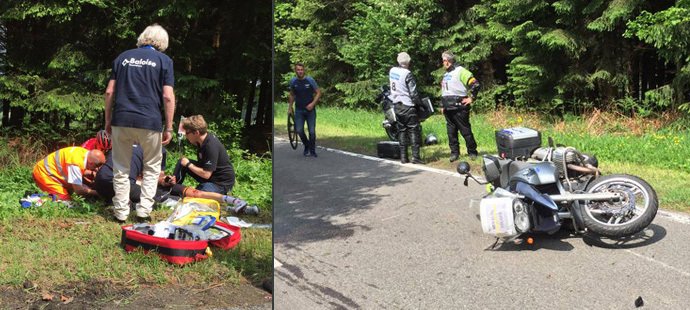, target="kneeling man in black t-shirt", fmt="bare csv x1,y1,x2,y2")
172,115,236,195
